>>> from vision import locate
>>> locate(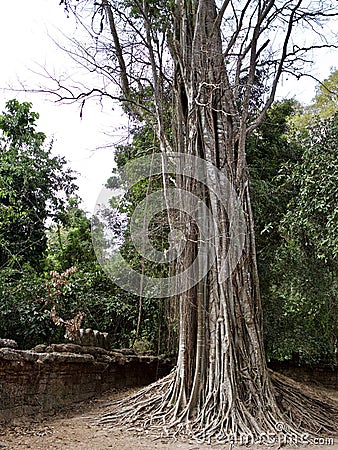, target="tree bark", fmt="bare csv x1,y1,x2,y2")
159,0,285,438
